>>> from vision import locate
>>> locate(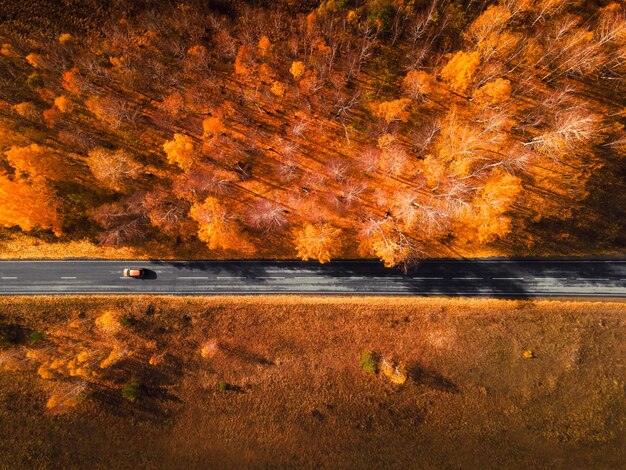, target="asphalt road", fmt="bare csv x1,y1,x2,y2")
0,259,625,297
